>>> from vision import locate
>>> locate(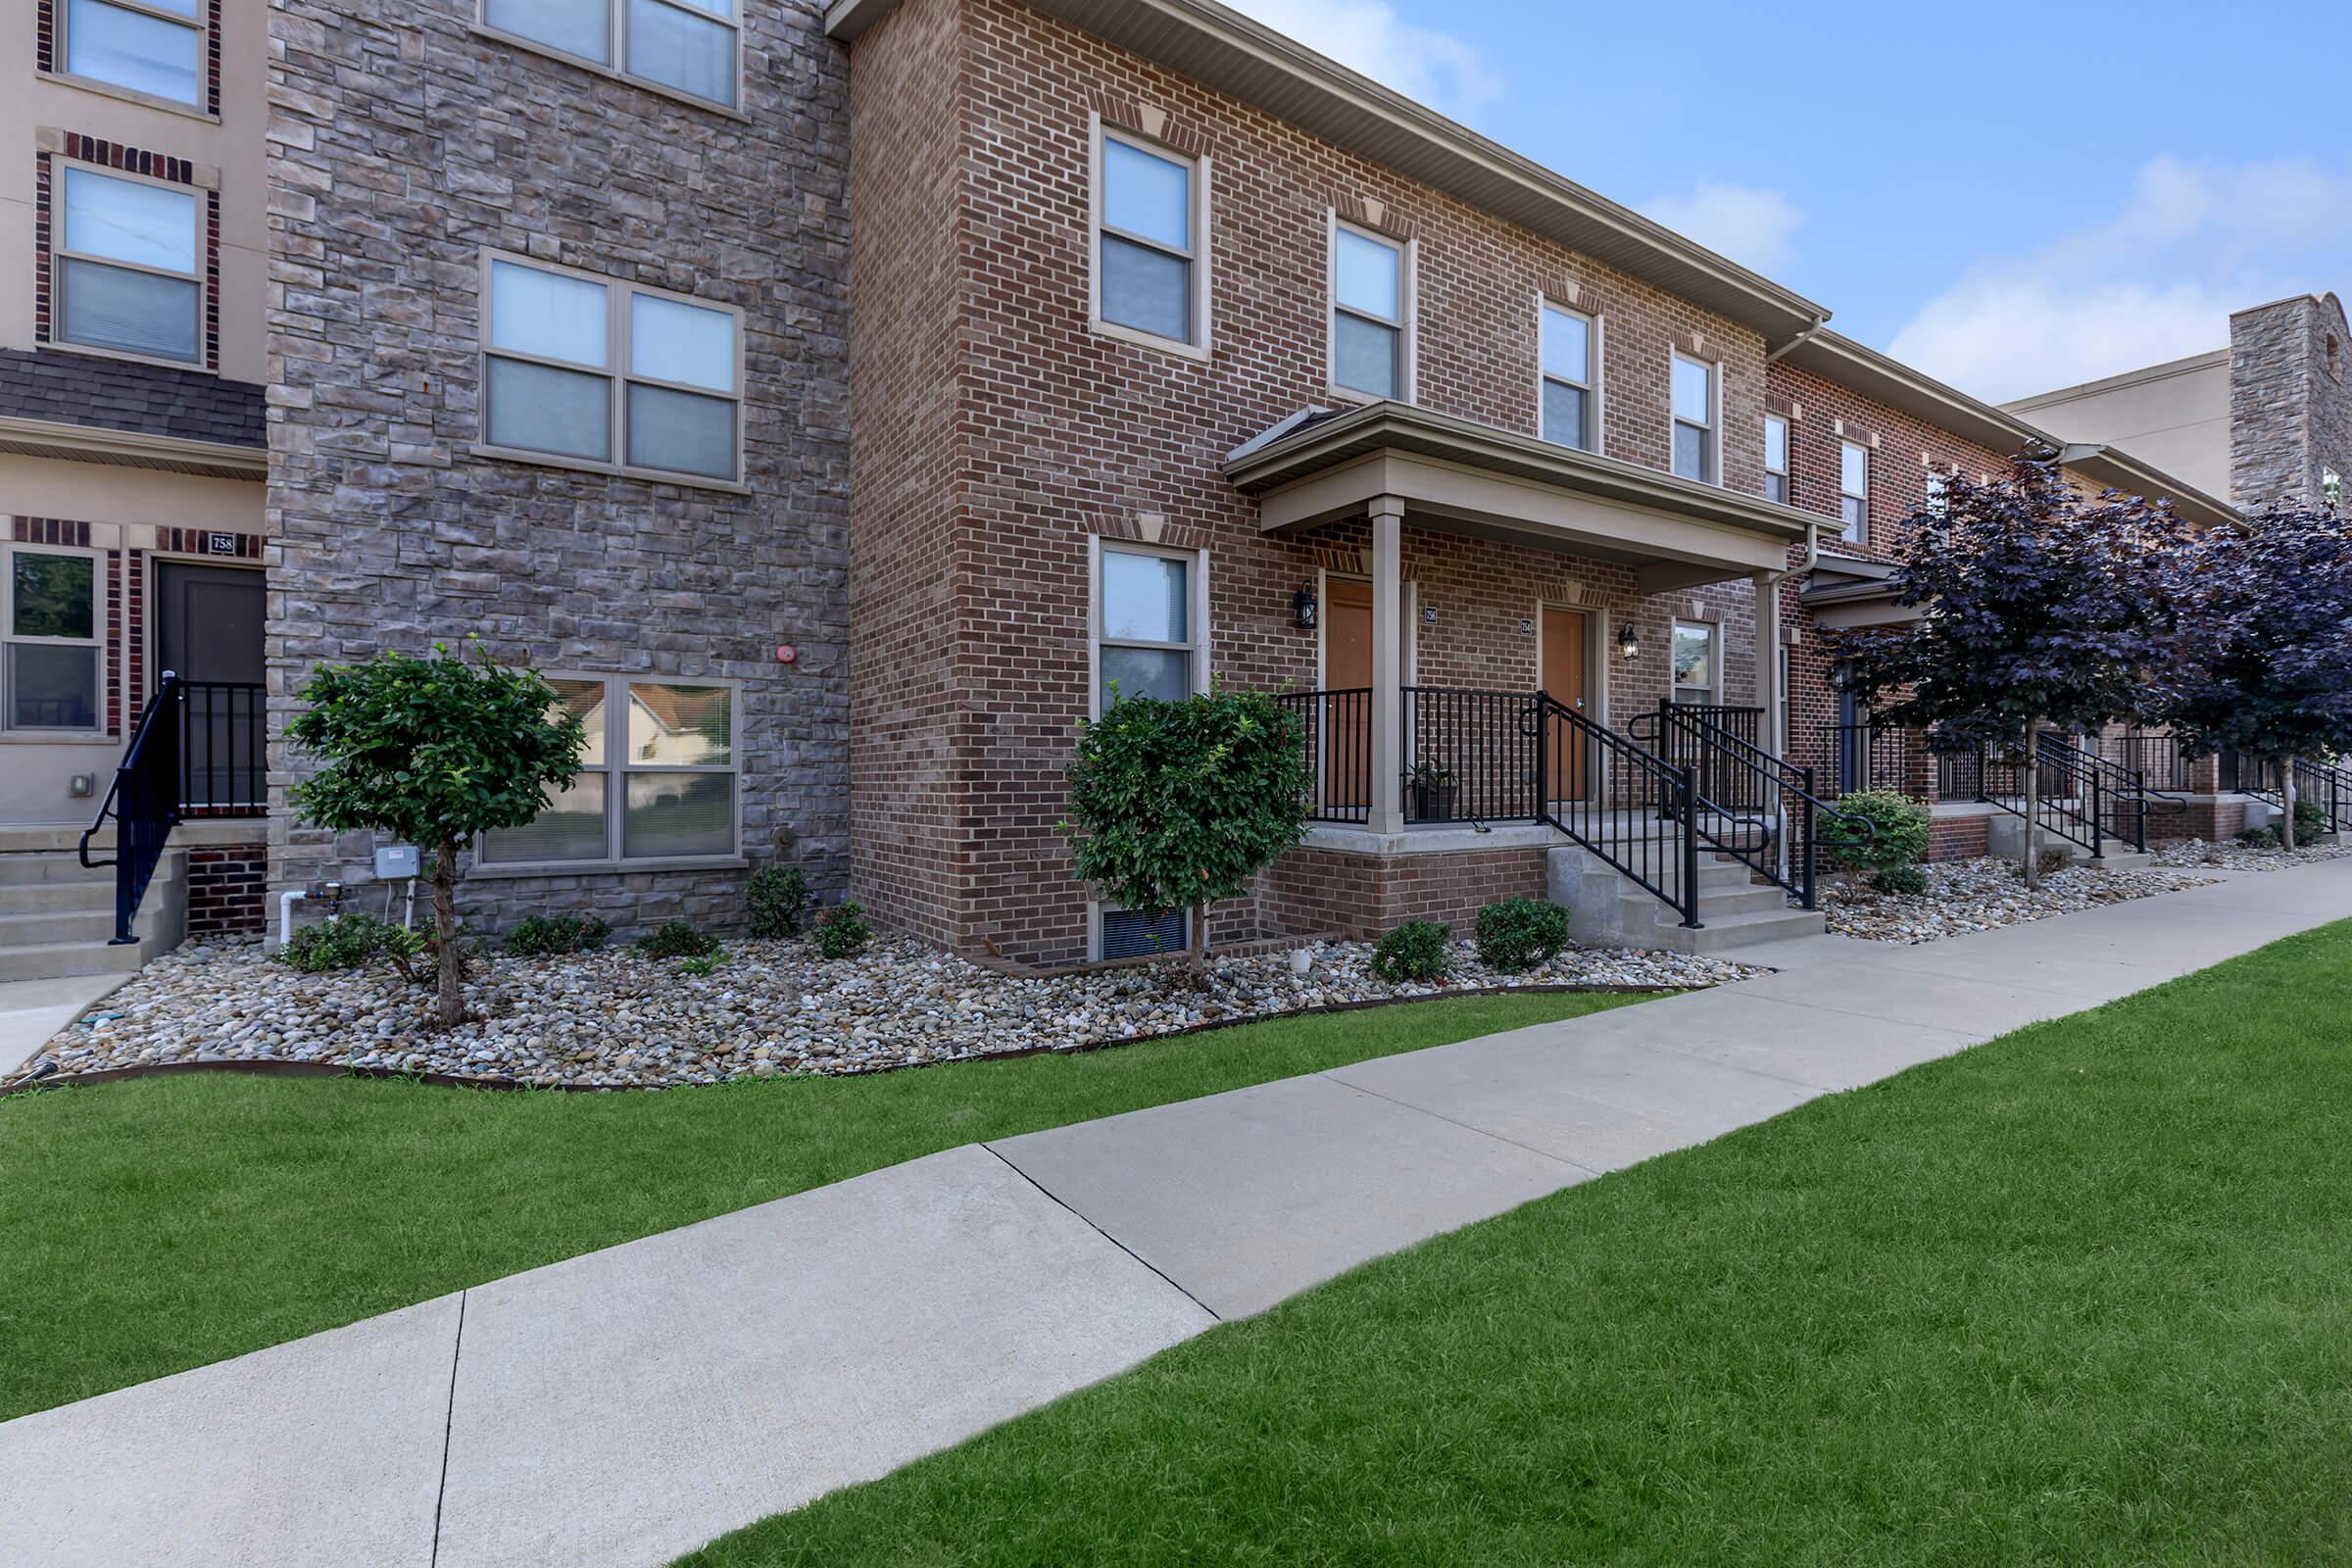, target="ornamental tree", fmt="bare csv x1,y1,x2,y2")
1058,679,1311,967
287,641,587,1026
2151,507,2352,851
1836,450,2182,887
